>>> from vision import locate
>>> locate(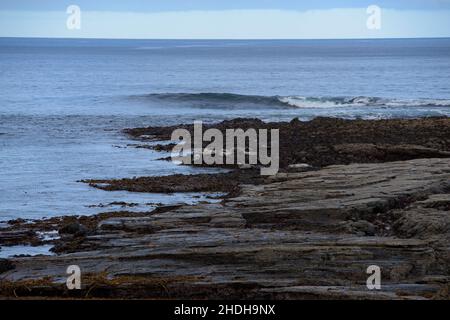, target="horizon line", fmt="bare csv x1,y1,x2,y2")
2,36,450,41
